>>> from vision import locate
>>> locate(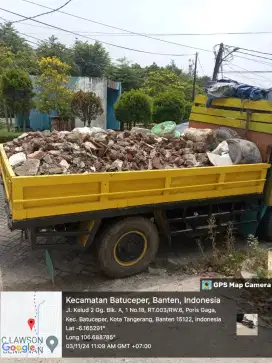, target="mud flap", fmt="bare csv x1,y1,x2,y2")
77,219,101,249
238,204,267,238
154,209,171,246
